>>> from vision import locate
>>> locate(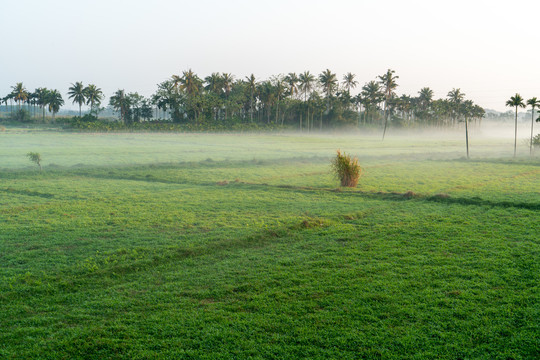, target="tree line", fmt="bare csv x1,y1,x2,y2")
3,69,538,138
